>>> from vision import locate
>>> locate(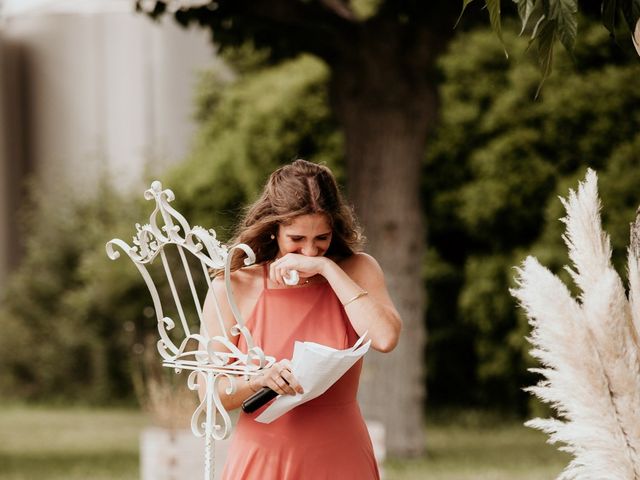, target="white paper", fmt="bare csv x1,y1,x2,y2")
254,335,371,423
